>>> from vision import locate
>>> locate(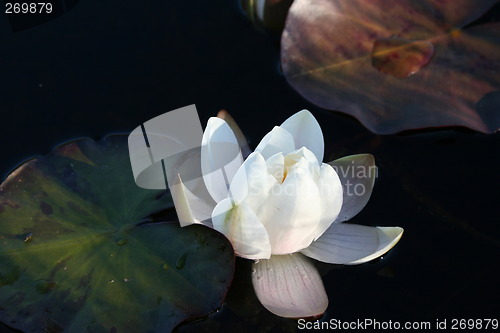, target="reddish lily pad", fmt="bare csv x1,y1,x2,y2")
0,136,234,332
282,0,500,133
